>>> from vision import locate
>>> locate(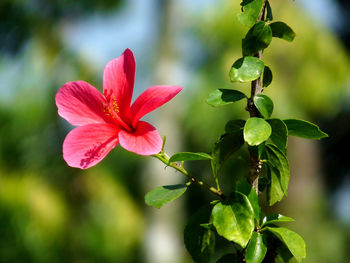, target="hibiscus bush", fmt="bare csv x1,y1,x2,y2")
56,1,329,262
